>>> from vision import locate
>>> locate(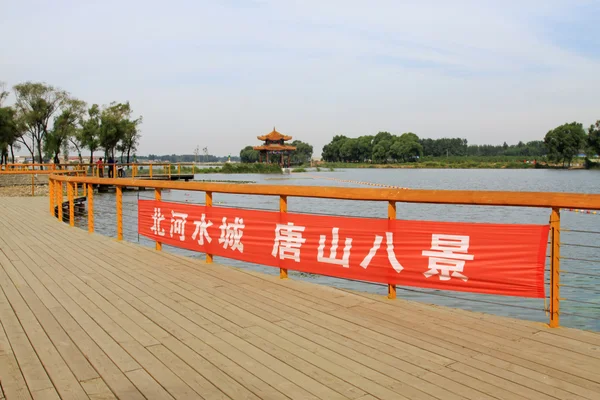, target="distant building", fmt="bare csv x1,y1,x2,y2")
253,127,296,167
